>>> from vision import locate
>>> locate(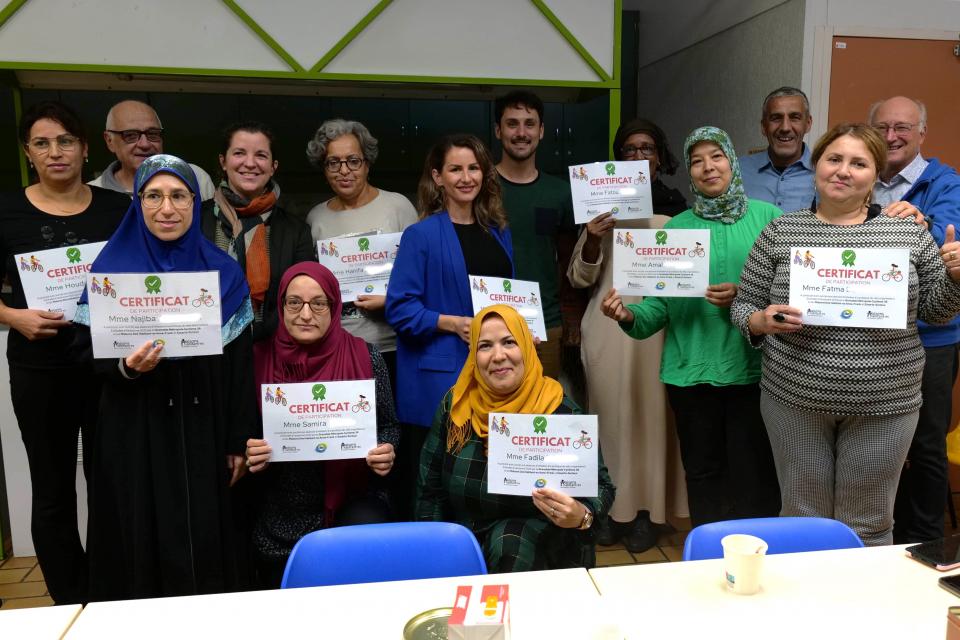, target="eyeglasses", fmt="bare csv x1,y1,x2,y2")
324,156,365,173
872,123,919,135
140,190,194,211
621,144,657,159
284,297,331,315
27,135,80,154
106,128,164,144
